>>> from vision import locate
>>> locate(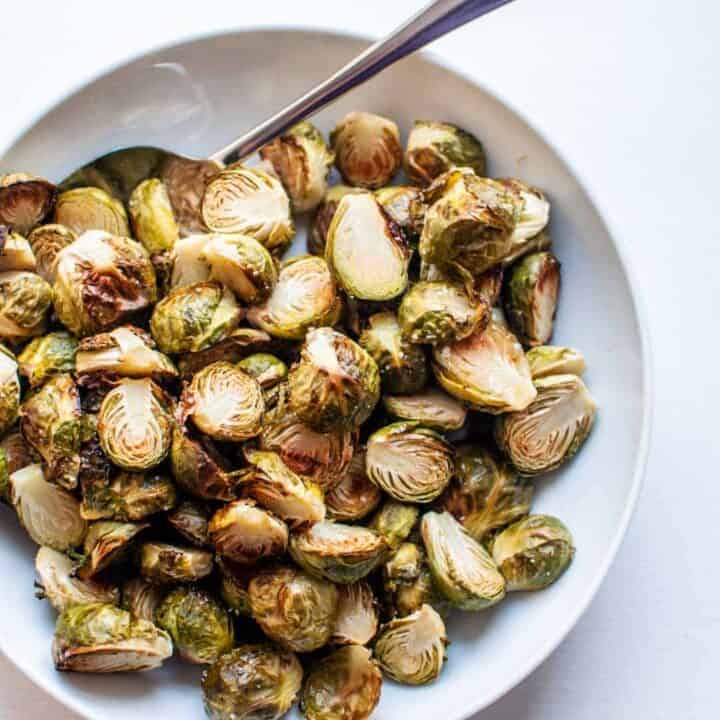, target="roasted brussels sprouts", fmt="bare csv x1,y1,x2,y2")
331,112,402,189
0,270,52,342
78,521,148,579
301,645,382,720
169,233,212,288
432,321,536,413
121,577,167,621
405,121,486,186
138,541,214,584
52,603,172,673
27,224,76,282
326,451,382,521
155,586,234,664
167,499,211,547
331,581,379,646
421,511,505,610
0,231,36,271
128,178,179,254
0,344,20,436
80,472,177,521
0,431,35,492
382,387,467,431
374,604,447,685
495,373,597,476
326,193,409,301
491,515,574,591
249,564,339,652
238,353,287,389
497,179,551,264
218,558,253,616
503,251,561,347
55,187,130,236
375,185,421,237
0,173,57,234
201,644,303,720
18,331,77,389
309,185,365,256
366,422,453,504
526,345,586,379
369,499,420,550
383,542,423,587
